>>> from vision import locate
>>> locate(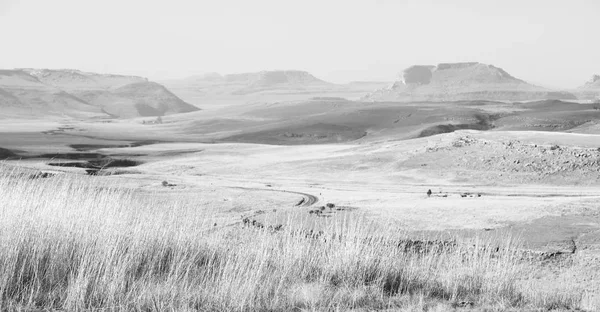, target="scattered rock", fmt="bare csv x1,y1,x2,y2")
161,181,177,187
268,224,284,232
242,217,265,229
291,229,325,239
28,172,54,179
407,138,600,184
397,239,457,253
453,301,475,308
